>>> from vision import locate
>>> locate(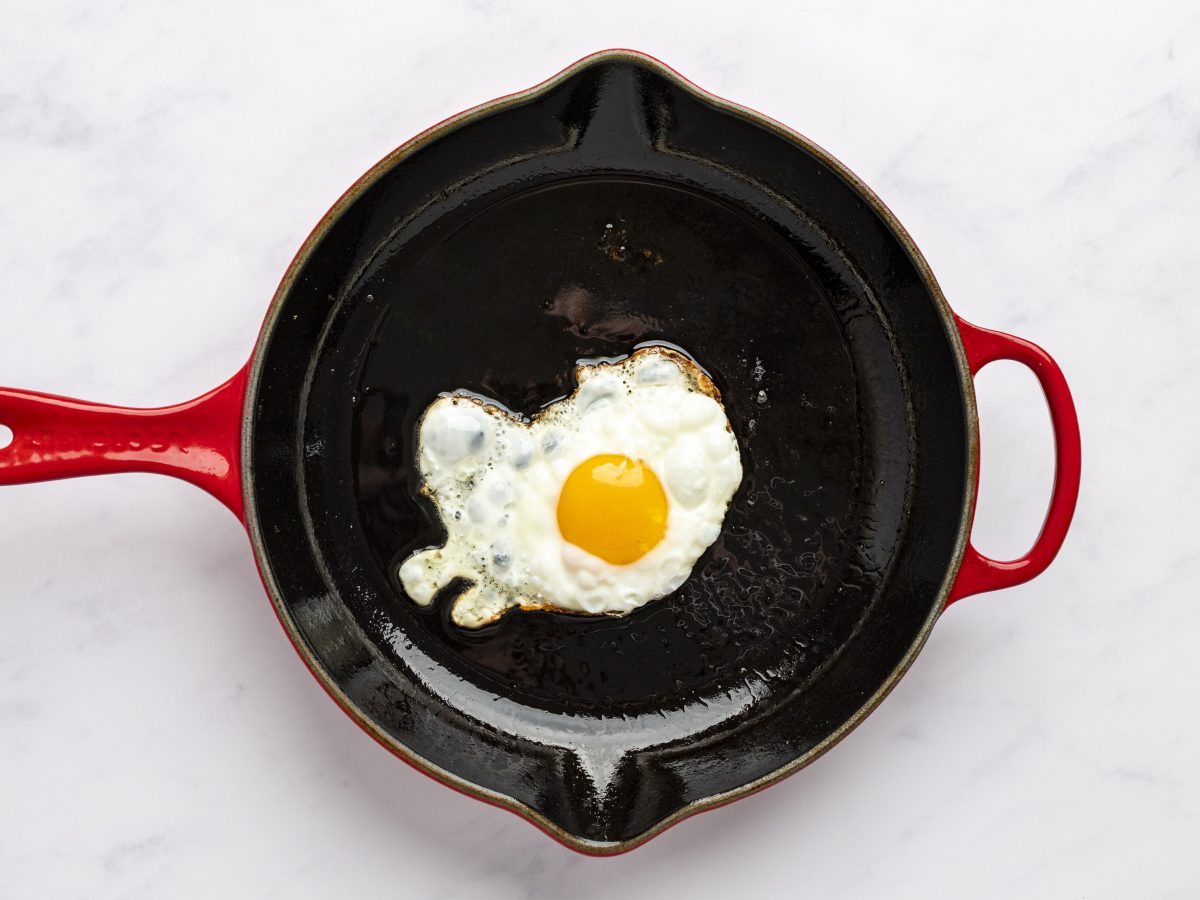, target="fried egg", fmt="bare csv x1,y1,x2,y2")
398,346,742,628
